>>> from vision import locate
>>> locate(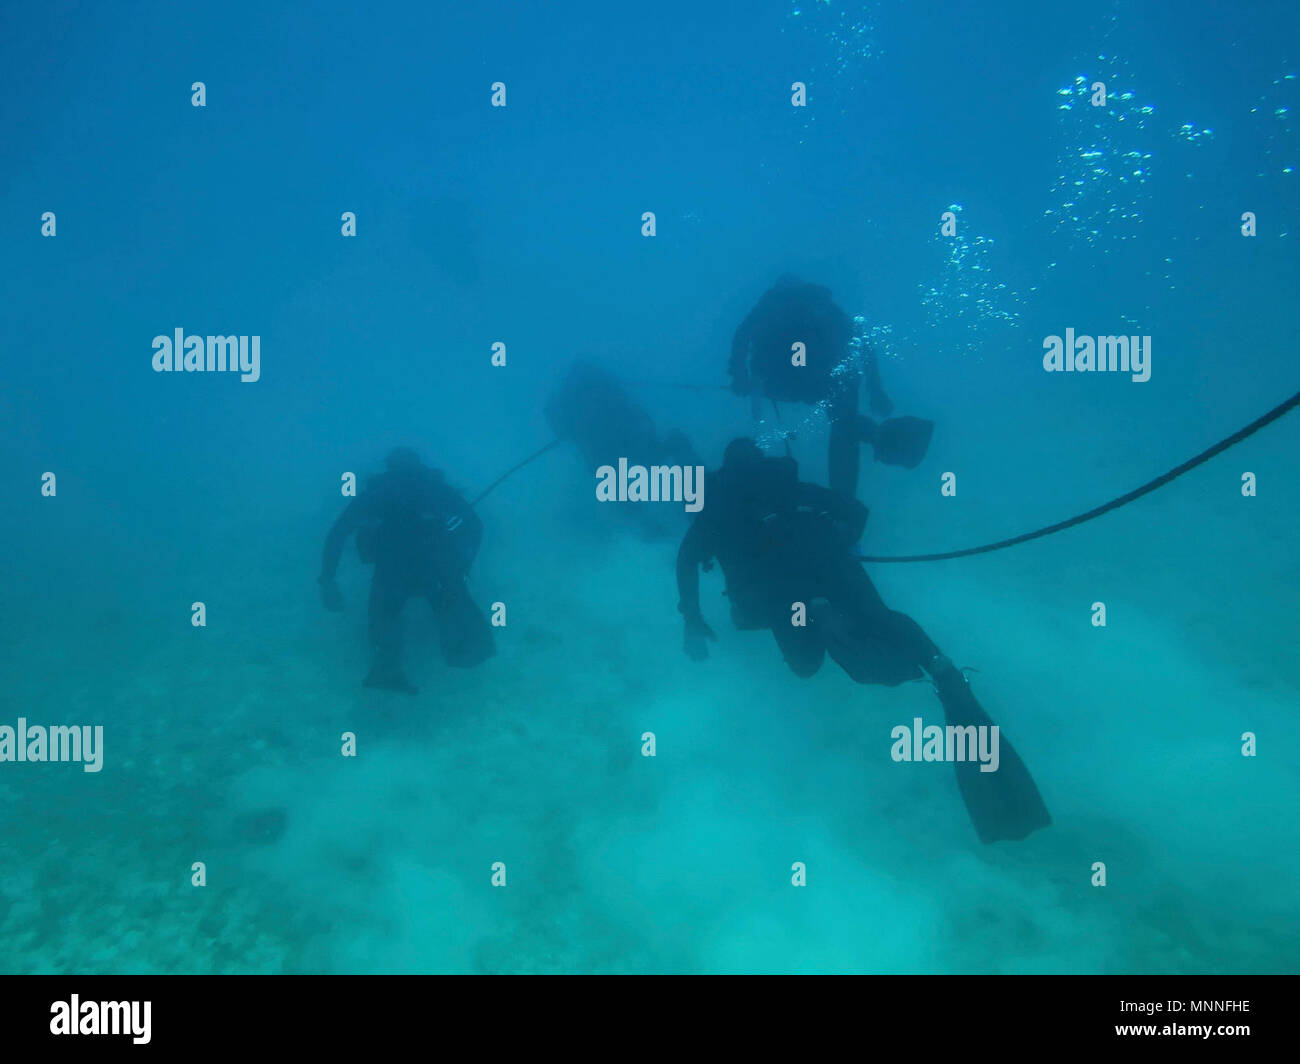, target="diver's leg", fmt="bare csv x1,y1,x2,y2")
728,582,824,675
827,378,865,497
828,422,861,498
726,576,775,631
770,614,825,678
816,562,935,684
365,568,418,693
431,580,496,668
759,585,824,677
823,564,1050,842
